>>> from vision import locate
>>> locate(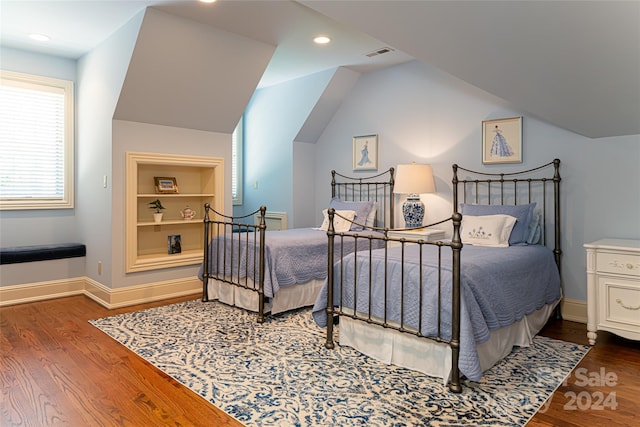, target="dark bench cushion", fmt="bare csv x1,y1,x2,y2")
0,243,86,265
